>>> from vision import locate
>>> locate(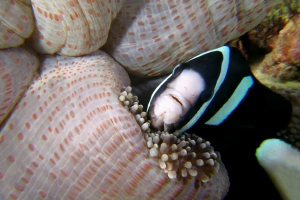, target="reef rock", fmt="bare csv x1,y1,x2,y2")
251,14,300,81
